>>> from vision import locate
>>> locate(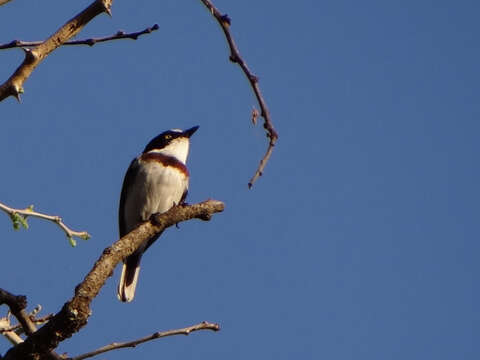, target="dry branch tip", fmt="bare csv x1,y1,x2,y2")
199,0,278,187
0,200,223,360
0,201,90,244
